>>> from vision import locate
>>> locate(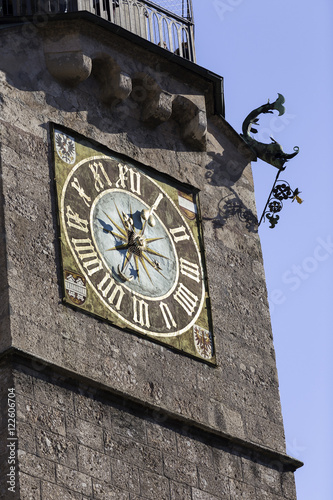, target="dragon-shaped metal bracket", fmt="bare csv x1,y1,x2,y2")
241,93,299,169
241,94,302,228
